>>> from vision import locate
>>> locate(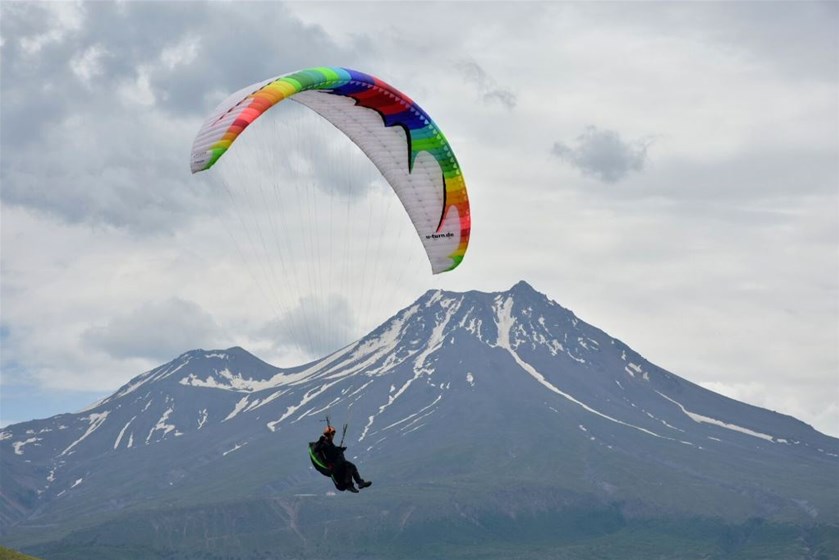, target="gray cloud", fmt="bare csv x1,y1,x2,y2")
0,2,358,234
0,132,208,234
82,298,226,362
258,294,357,359
552,126,652,183
454,60,517,110
1,2,344,121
